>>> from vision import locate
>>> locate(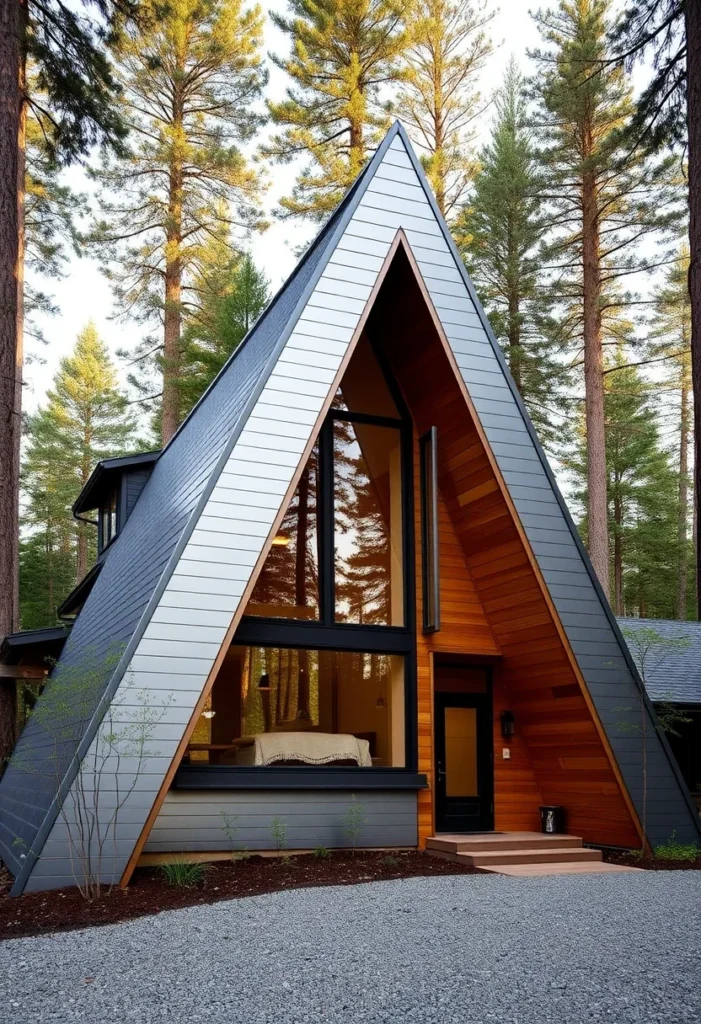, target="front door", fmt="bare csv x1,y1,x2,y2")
434,683,493,833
